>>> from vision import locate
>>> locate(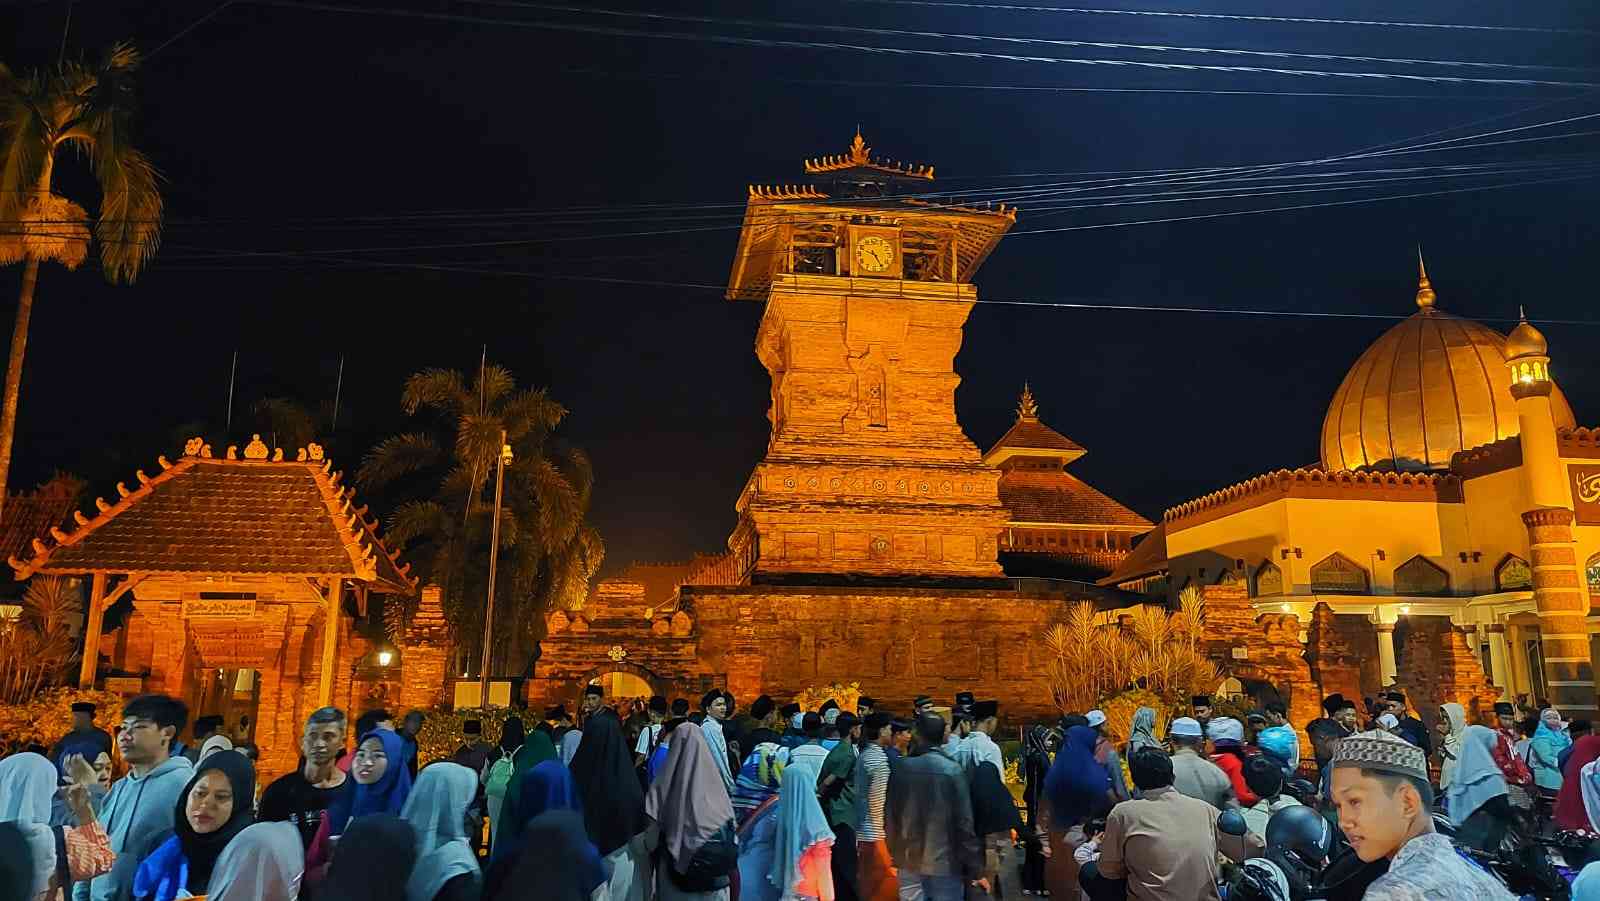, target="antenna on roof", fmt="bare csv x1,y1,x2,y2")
331,355,345,432
224,351,238,433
